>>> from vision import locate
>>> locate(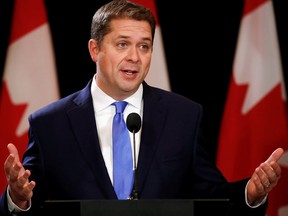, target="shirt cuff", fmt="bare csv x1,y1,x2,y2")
245,180,267,208
7,185,31,213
